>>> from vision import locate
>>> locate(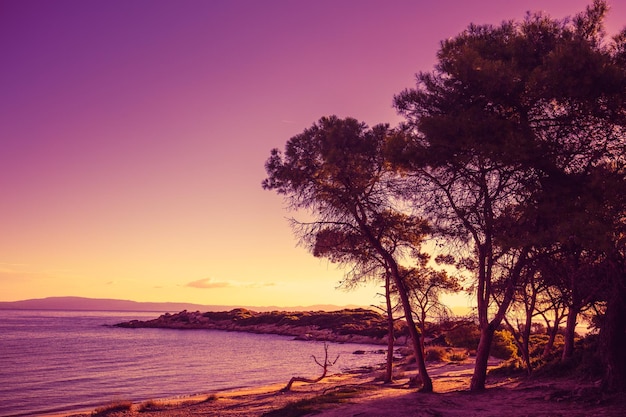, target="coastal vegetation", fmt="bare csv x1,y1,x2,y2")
109,309,619,415
116,308,401,344
261,386,373,417
262,0,626,394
